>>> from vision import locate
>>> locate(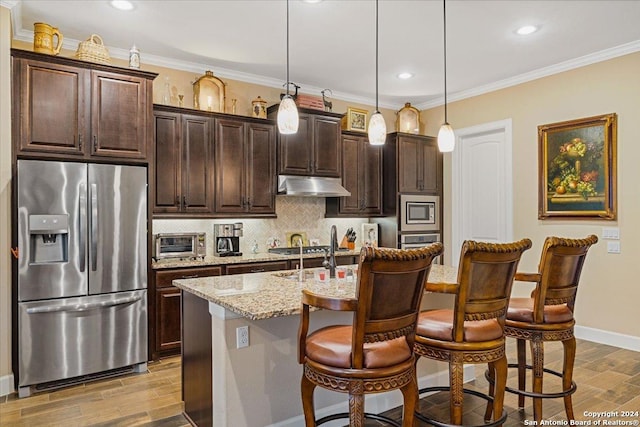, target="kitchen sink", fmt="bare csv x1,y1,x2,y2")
272,270,316,281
